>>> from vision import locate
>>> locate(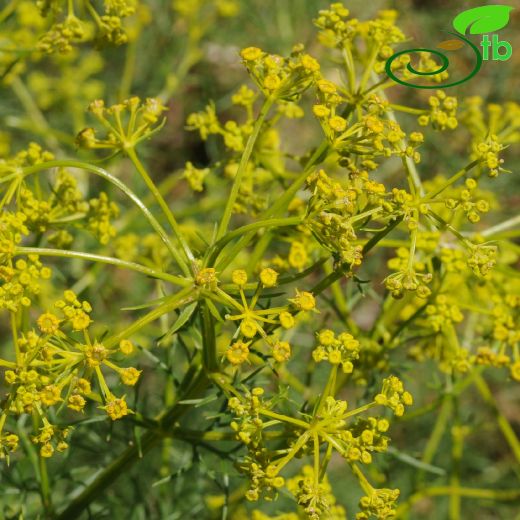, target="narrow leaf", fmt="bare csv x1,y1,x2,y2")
160,302,198,342
121,294,171,311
